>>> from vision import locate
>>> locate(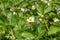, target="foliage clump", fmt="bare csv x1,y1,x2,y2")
0,0,60,40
